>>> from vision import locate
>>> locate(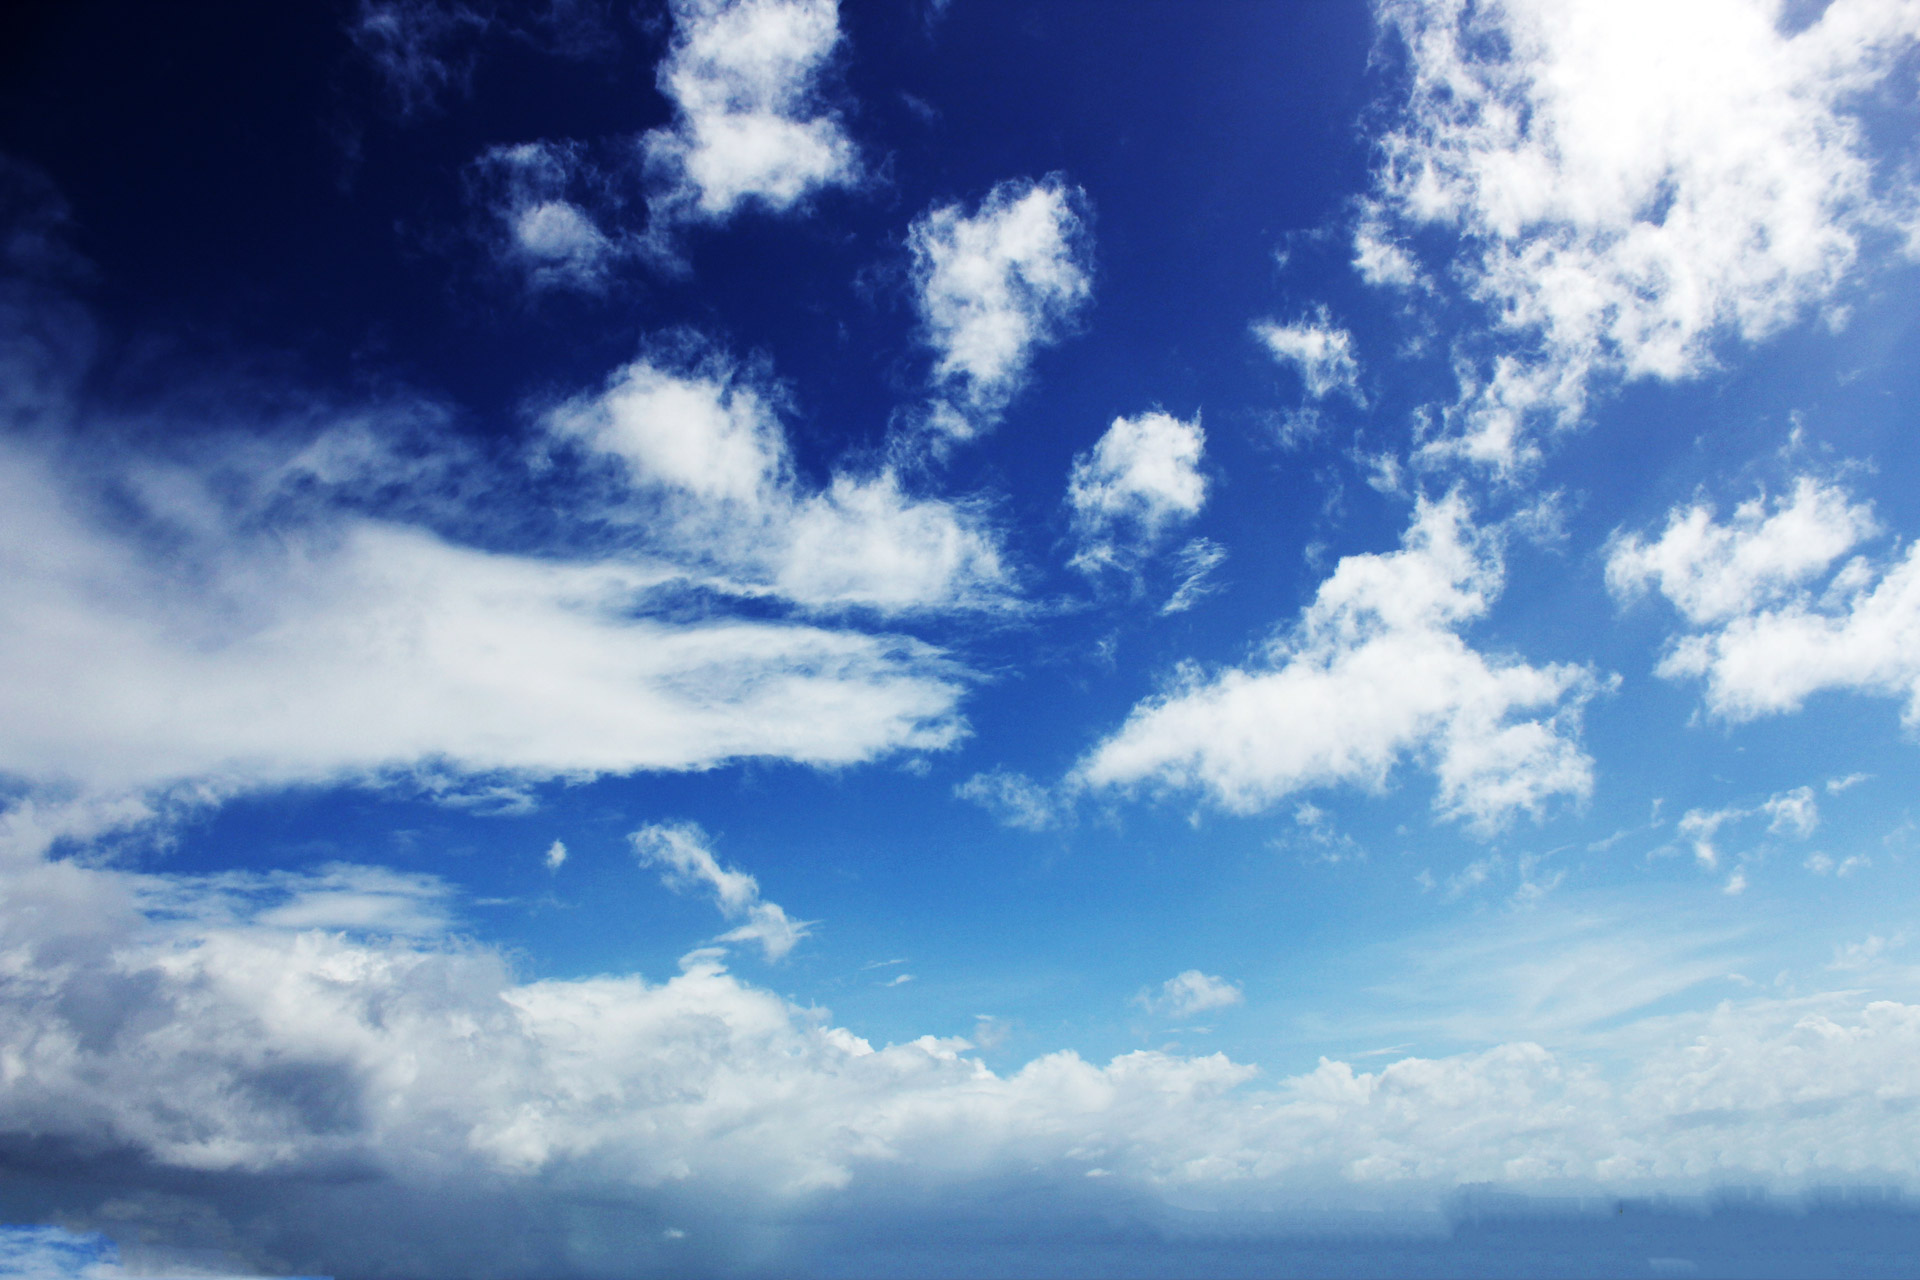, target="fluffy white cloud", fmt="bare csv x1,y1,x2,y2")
1253,306,1363,403
548,353,1011,612
1609,476,1920,722
633,821,809,960
910,176,1092,435
1077,496,1602,831
1066,411,1207,572
9,831,1920,1276
0,432,967,802
643,0,859,227
1138,970,1244,1018
1606,477,1880,625
1366,0,1920,468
